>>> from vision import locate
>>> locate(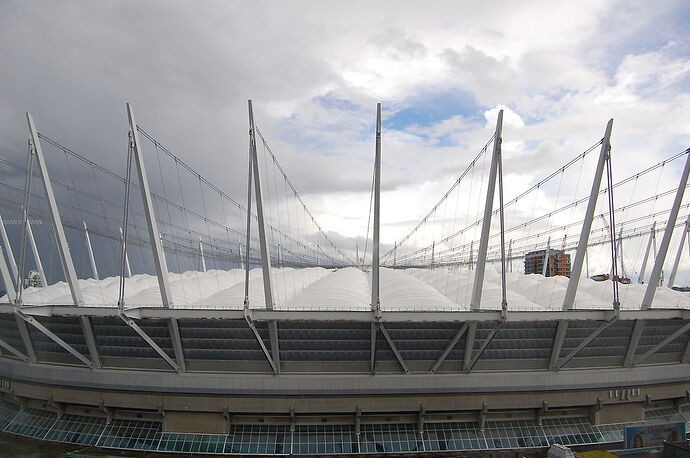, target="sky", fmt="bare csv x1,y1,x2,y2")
1,0,690,282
